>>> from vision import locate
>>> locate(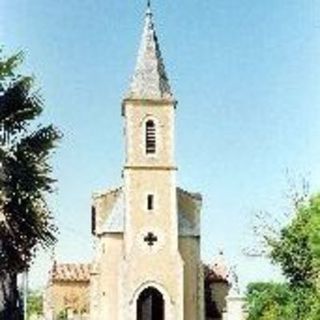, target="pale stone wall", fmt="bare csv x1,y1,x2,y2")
121,248,184,320
122,167,184,319
178,237,203,320
88,266,99,320
121,98,185,319
124,101,175,168
91,234,124,320
123,169,178,253
46,280,89,317
223,295,248,320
